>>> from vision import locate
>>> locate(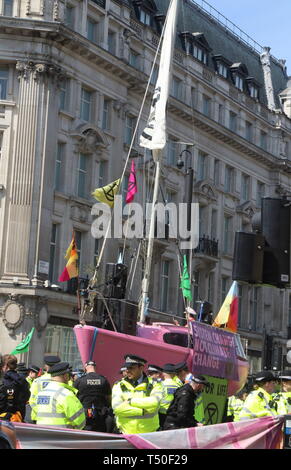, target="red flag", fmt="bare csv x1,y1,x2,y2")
125,160,137,204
